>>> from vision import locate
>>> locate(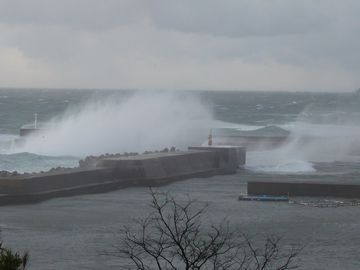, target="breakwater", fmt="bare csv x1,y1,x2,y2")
248,180,360,199
0,146,246,206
